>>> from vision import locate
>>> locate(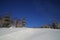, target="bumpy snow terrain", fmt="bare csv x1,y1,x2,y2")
0,28,60,40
